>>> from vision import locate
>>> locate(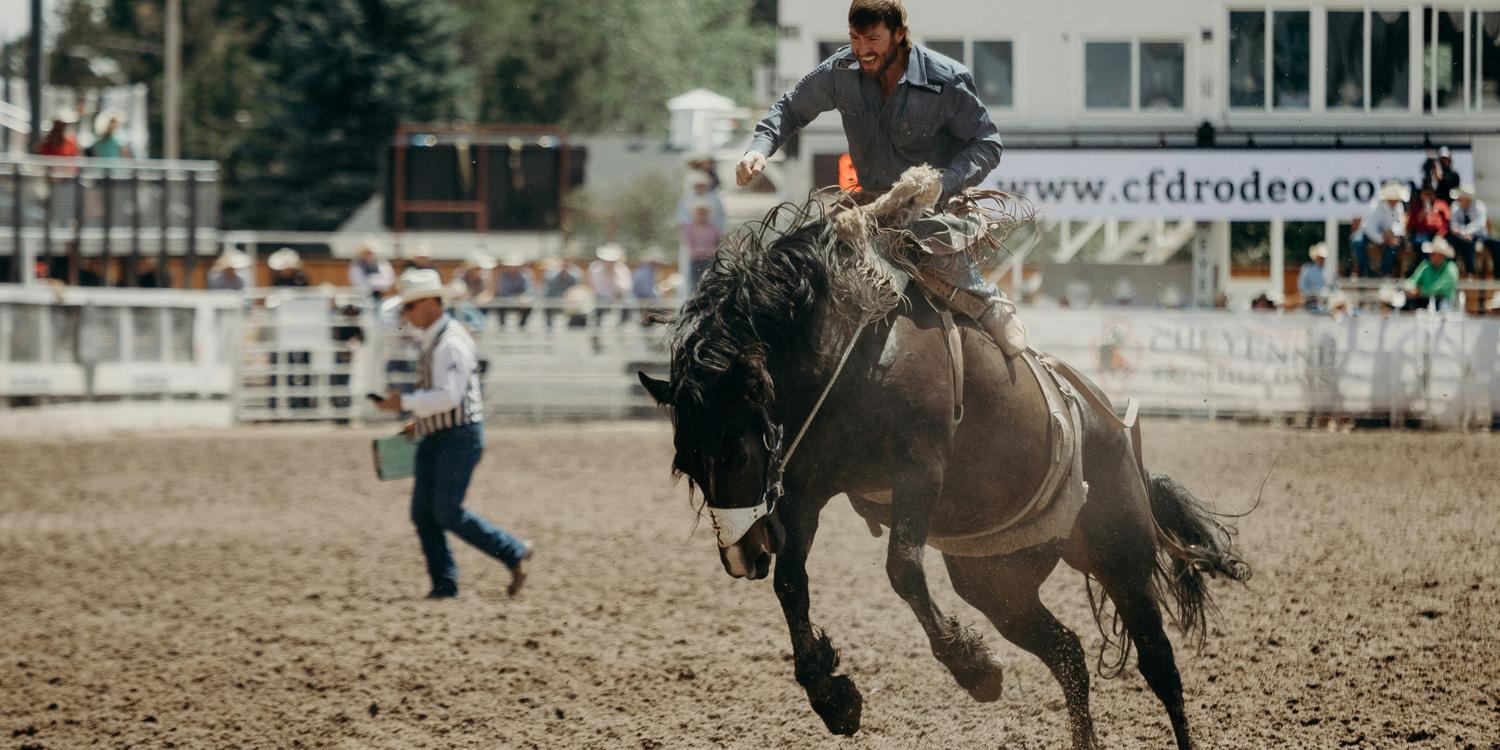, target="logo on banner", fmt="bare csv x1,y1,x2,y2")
1092,322,1143,388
